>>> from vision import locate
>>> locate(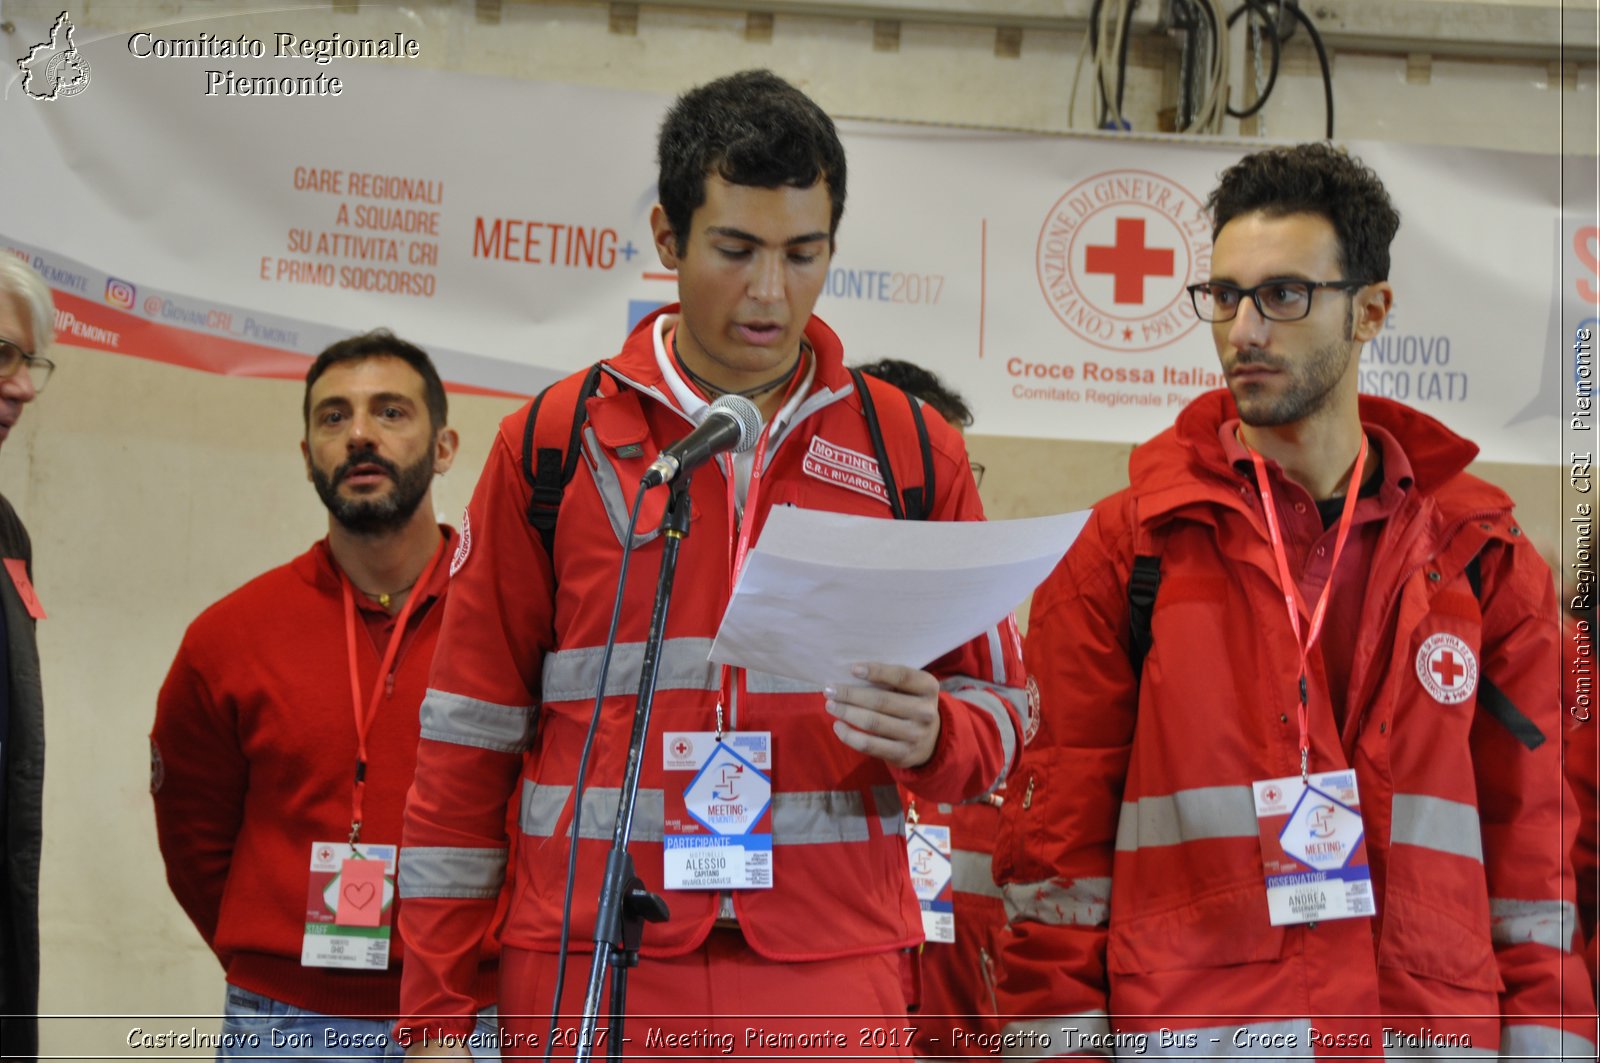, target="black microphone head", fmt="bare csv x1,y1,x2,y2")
707,394,762,454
